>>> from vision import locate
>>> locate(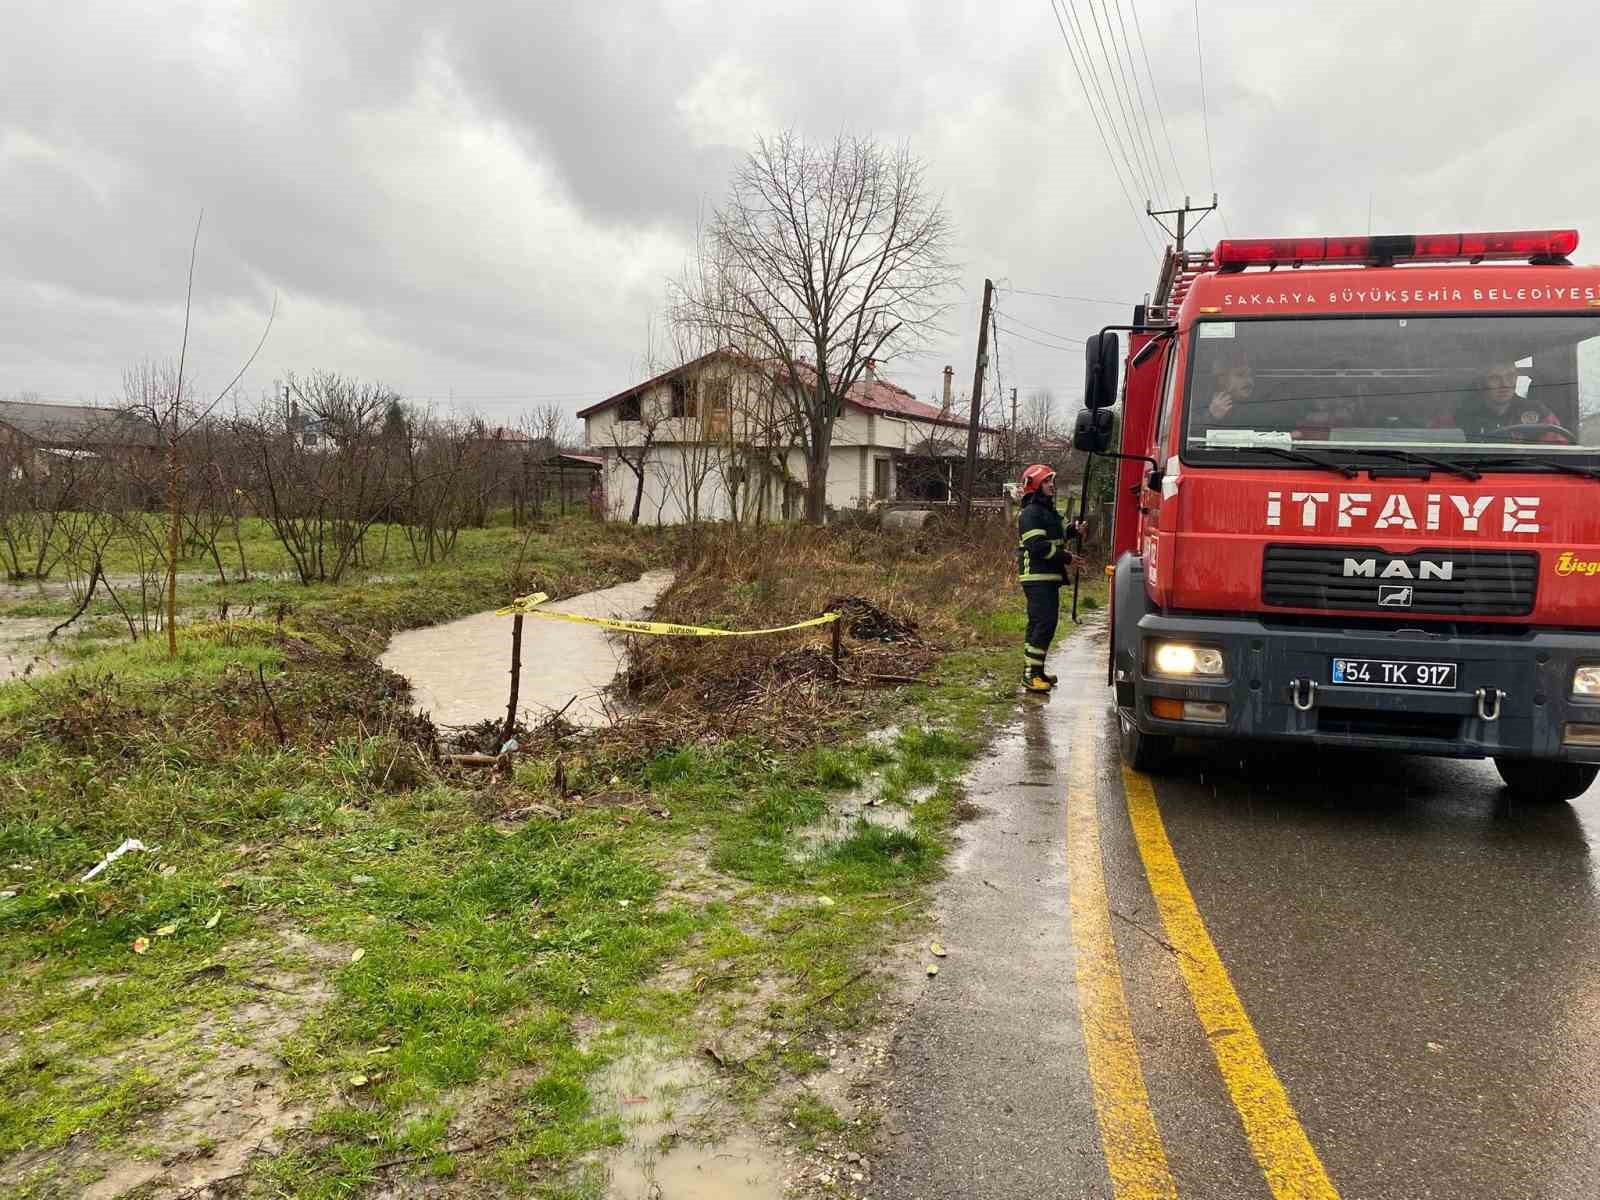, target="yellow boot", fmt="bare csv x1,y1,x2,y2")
1023,667,1053,693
